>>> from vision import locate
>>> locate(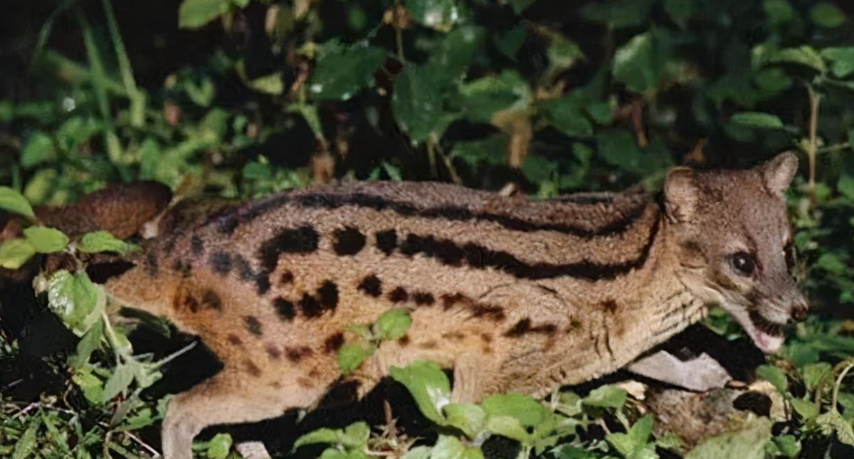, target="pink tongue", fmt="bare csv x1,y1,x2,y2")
754,330,784,354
